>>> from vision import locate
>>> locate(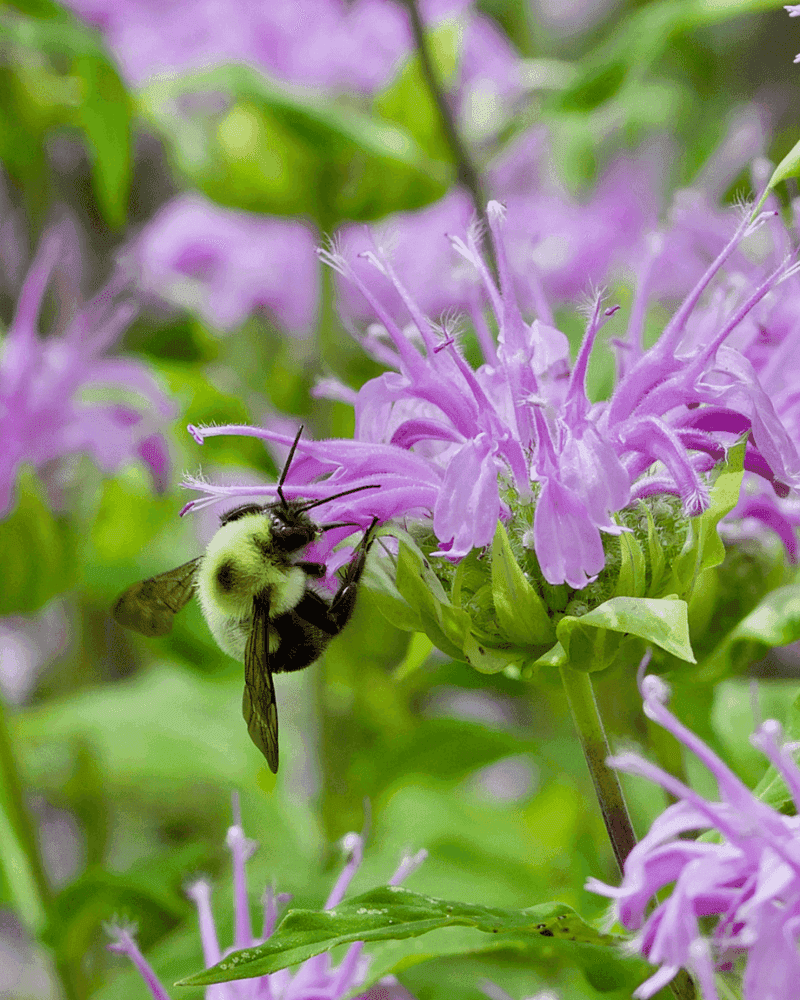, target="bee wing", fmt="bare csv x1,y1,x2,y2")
112,557,202,636
242,592,279,773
